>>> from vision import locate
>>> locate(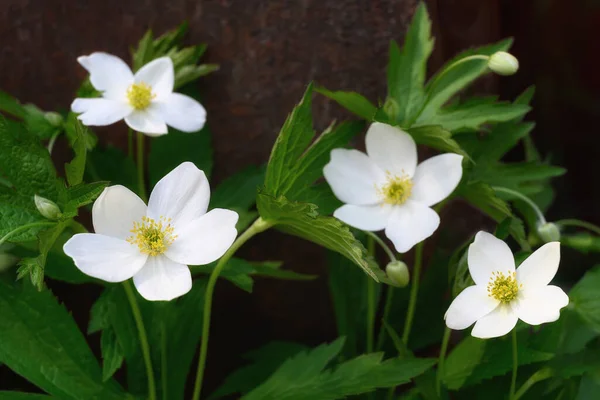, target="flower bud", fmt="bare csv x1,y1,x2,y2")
537,222,561,243
386,260,410,287
34,195,61,220
383,97,400,121
488,52,519,76
44,112,64,127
